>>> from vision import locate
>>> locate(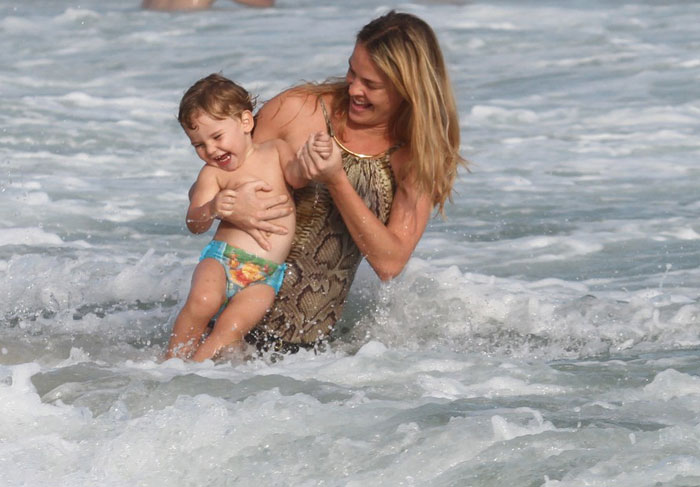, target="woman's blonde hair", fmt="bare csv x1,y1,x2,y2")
295,11,466,214
178,73,256,130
